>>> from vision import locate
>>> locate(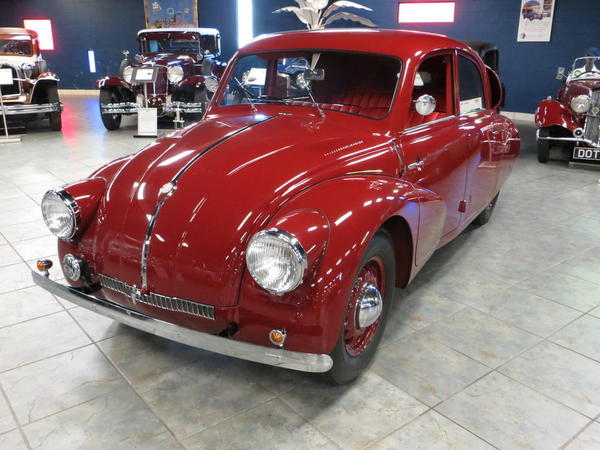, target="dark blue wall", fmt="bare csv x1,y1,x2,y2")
2,0,599,112
0,0,237,89
254,0,600,113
